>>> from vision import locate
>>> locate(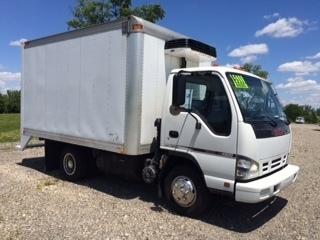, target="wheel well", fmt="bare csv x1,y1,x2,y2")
161,152,206,187
44,140,93,171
